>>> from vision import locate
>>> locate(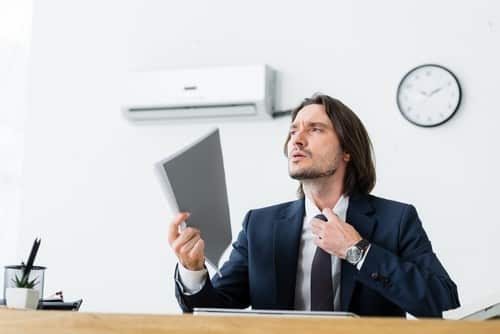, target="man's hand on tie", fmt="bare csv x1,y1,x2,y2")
311,207,362,259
